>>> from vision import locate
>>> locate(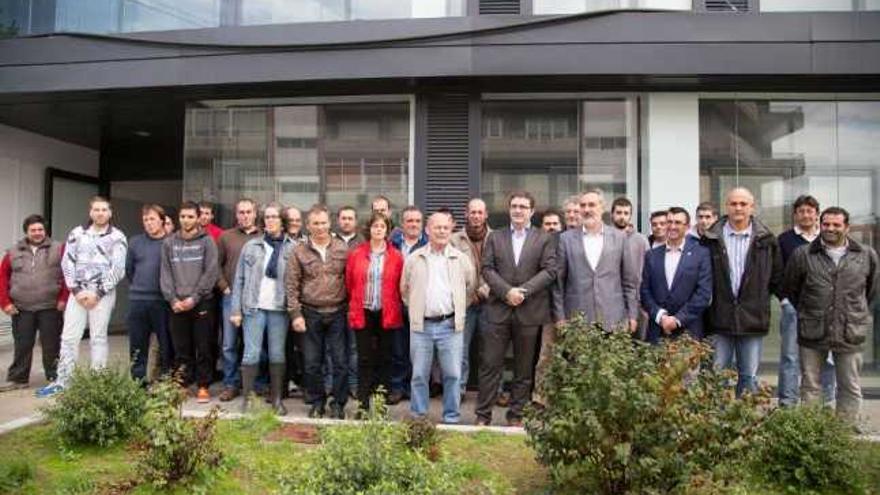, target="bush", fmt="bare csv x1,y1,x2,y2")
41,366,147,447
0,457,34,492
279,396,496,495
403,416,441,461
750,405,866,493
525,318,771,495
135,377,223,488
